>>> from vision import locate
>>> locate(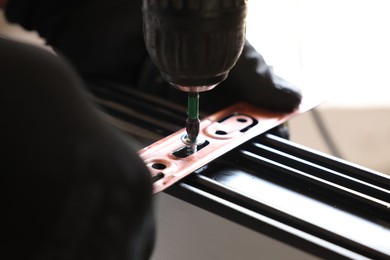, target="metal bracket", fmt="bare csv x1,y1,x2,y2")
139,96,322,193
